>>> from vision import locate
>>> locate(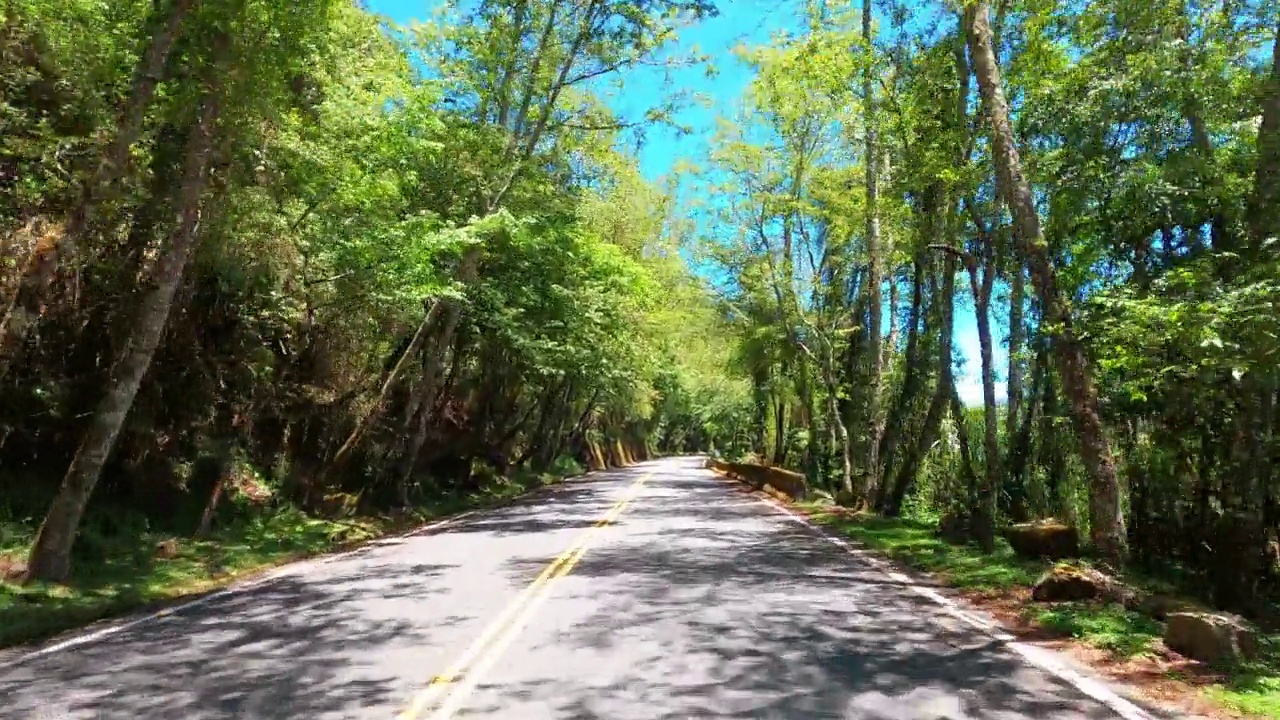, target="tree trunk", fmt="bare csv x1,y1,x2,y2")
886,267,899,361
883,27,972,518
950,380,981,514
751,367,770,457
884,253,956,516
877,256,925,493
535,383,576,472
24,83,220,583
817,344,853,497
1174,3,1234,256
564,388,601,461
1248,20,1280,251
1004,339,1045,522
0,0,194,381
971,254,999,553
938,240,999,550
516,381,564,467
861,0,885,501
965,0,1127,563
196,474,228,538
330,298,448,471
772,393,787,466
395,317,465,495
1006,262,1024,433
1039,356,1068,520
